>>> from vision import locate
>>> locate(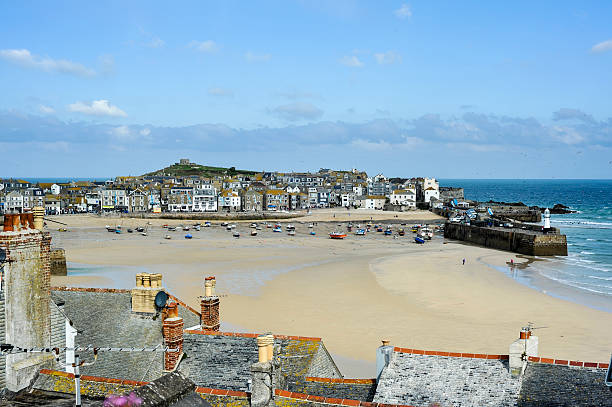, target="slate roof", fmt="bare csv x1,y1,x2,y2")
50,289,200,383
0,389,101,406
178,332,333,392
518,362,612,407
373,351,521,407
